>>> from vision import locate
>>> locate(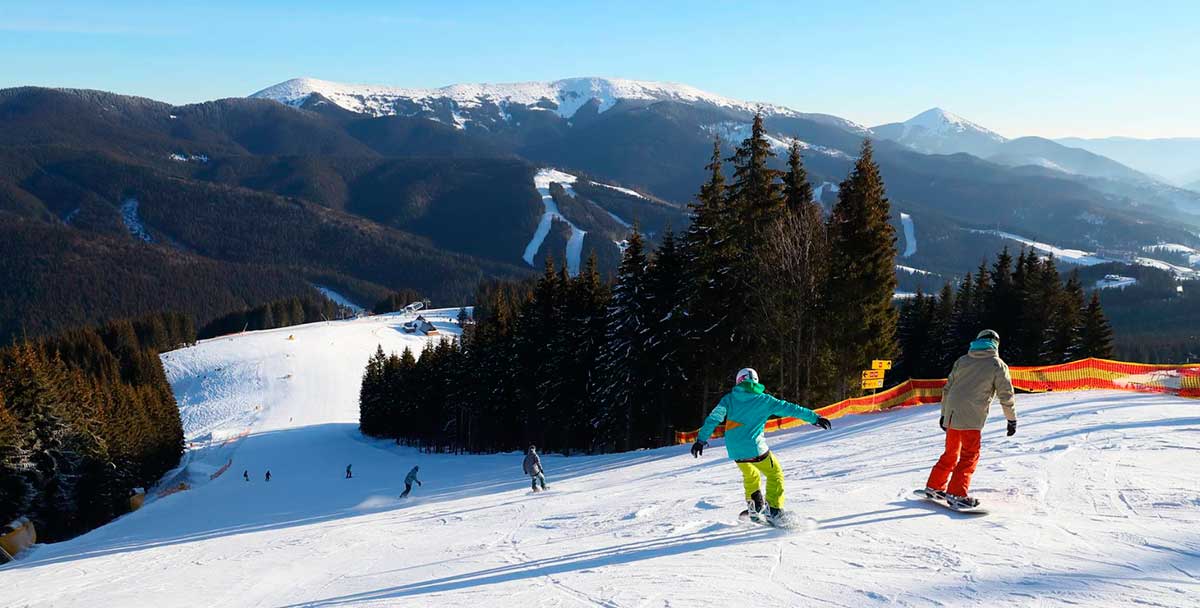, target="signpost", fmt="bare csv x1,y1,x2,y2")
861,360,892,394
